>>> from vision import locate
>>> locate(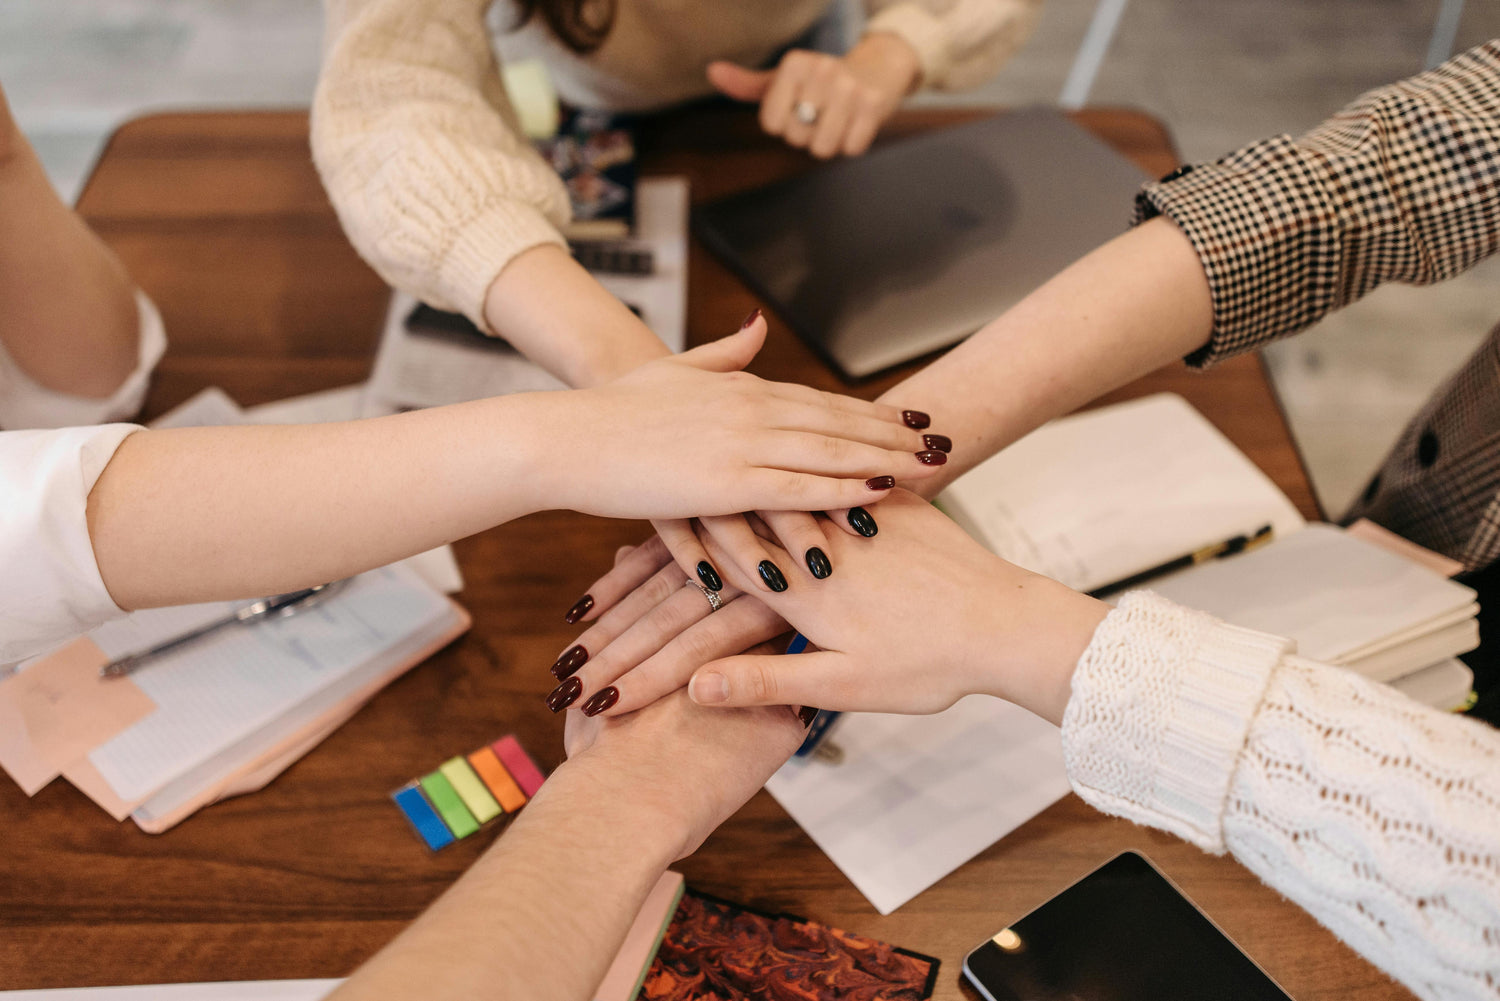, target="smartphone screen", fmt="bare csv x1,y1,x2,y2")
963,852,1293,1001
